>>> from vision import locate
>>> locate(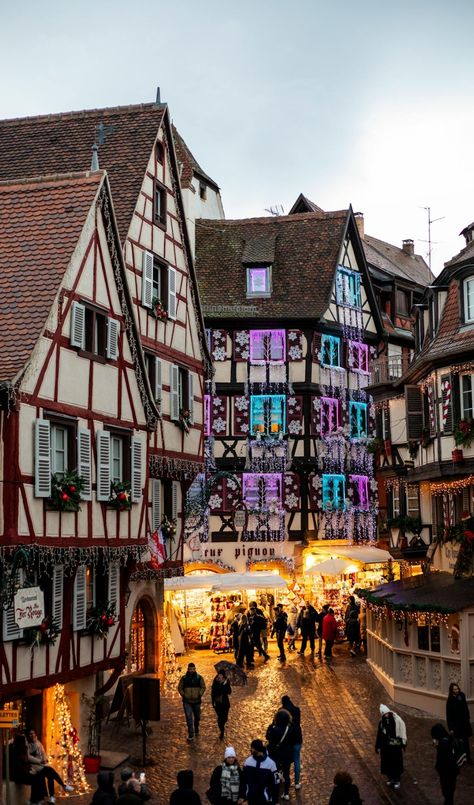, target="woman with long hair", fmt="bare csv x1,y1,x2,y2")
211,670,232,740
447,682,472,763
266,708,294,801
